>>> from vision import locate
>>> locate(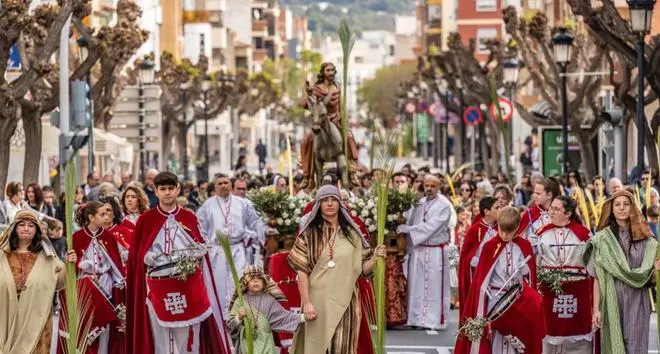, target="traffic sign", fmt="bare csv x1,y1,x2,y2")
463,106,483,126
405,102,416,113
489,97,514,122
